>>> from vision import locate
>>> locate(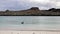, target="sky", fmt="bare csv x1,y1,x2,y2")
0,0,59,11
